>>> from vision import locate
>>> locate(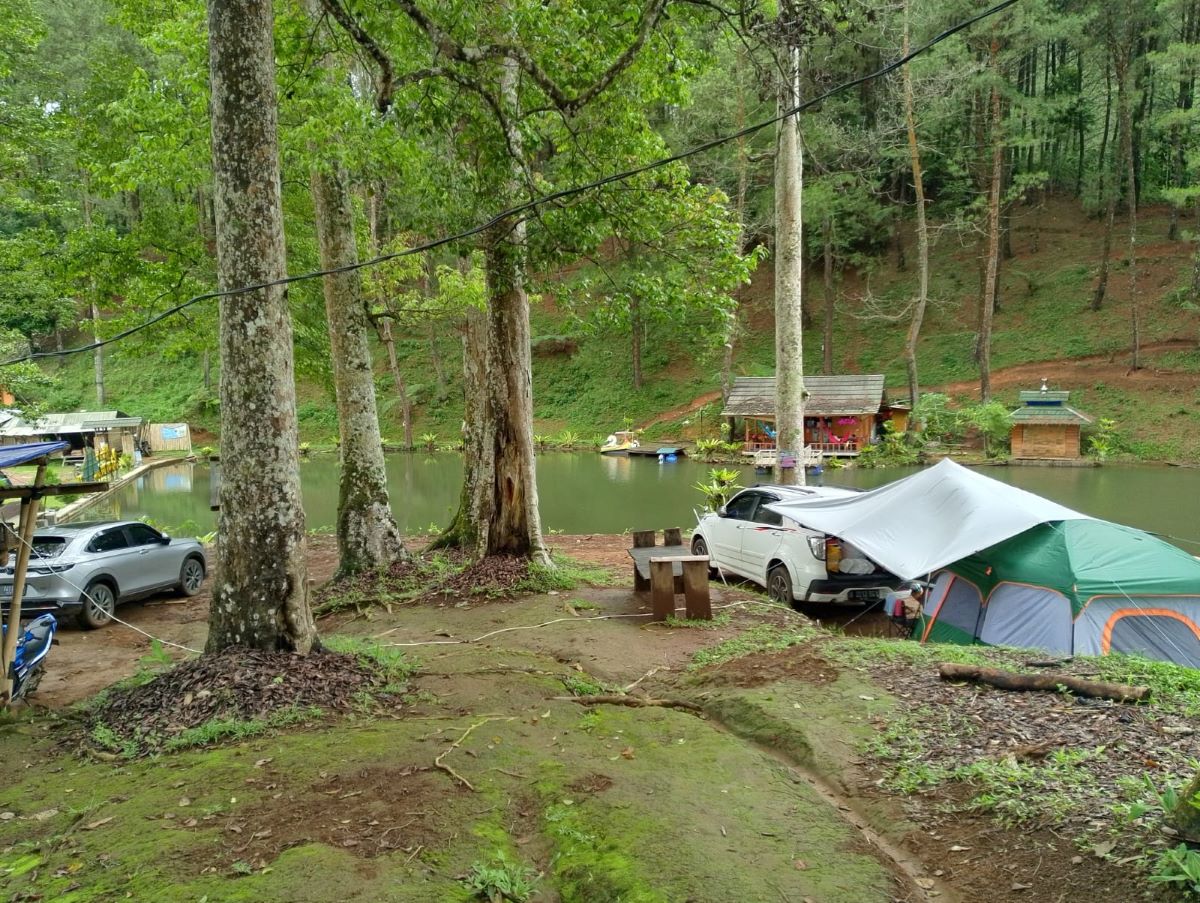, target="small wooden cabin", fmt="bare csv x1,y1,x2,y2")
1010,386,1093,460
722,374,887,457
0,410,146,458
